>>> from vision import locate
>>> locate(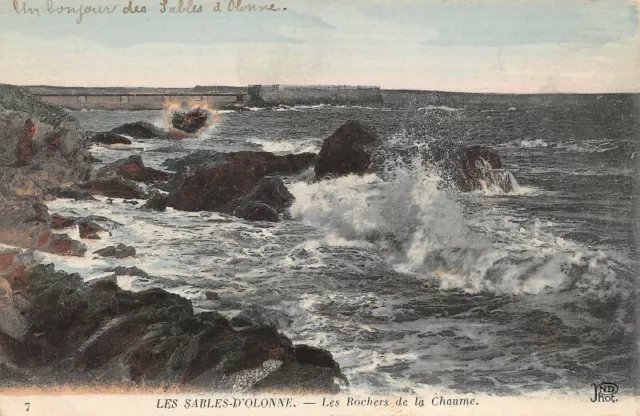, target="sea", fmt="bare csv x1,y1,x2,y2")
41,91,638,395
